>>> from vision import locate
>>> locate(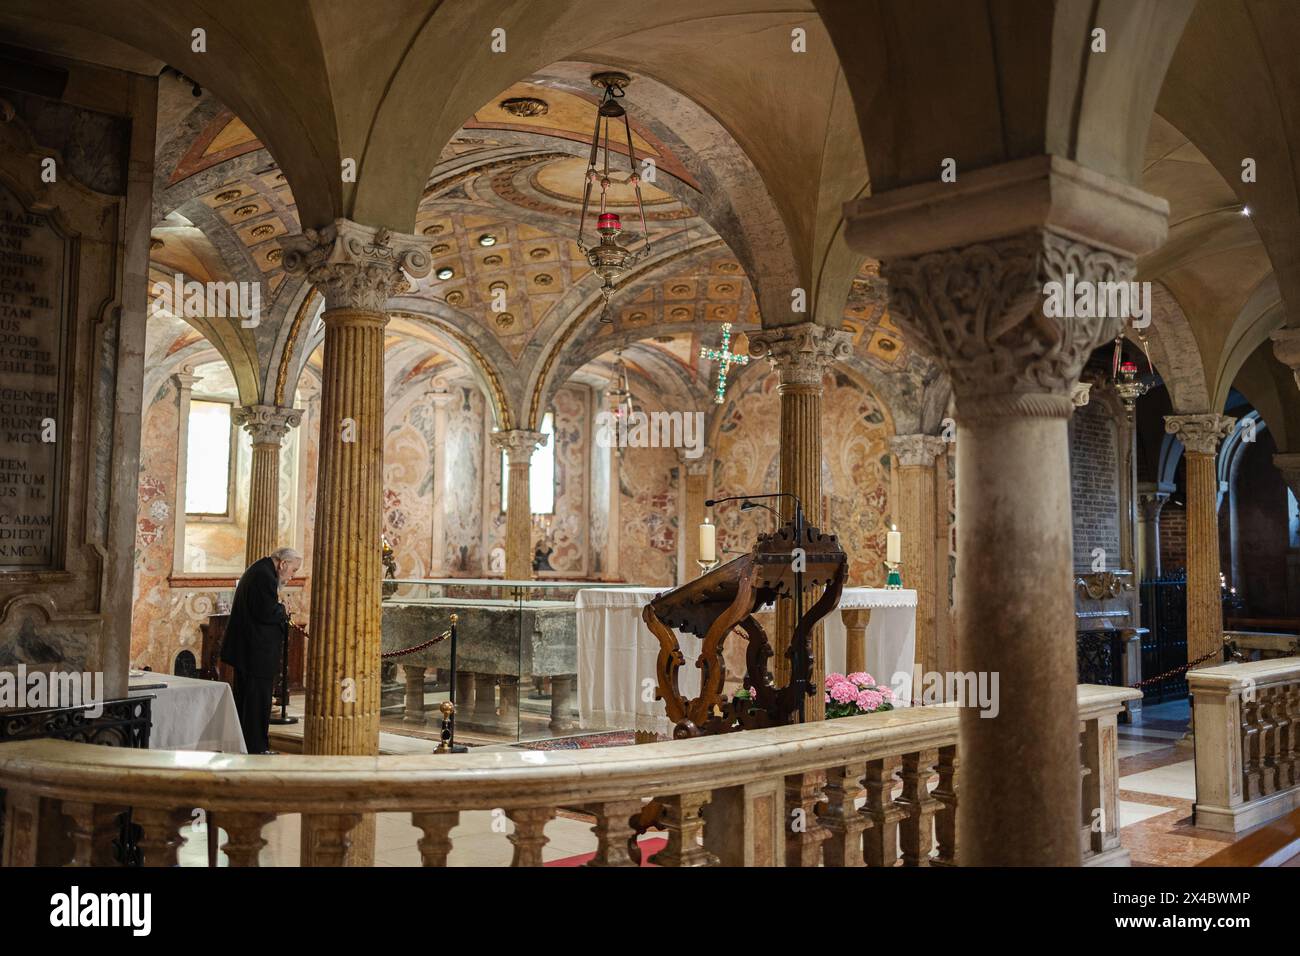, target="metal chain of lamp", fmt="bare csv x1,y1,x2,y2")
579,72,652,323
